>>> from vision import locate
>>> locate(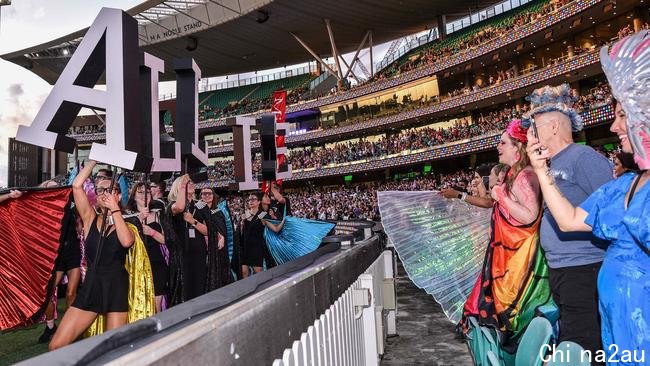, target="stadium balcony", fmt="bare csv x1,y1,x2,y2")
197,73,315,121
194,0,614,128
199,101,614,189
372,0,553,81
69,45,611,156
202,44,603,156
